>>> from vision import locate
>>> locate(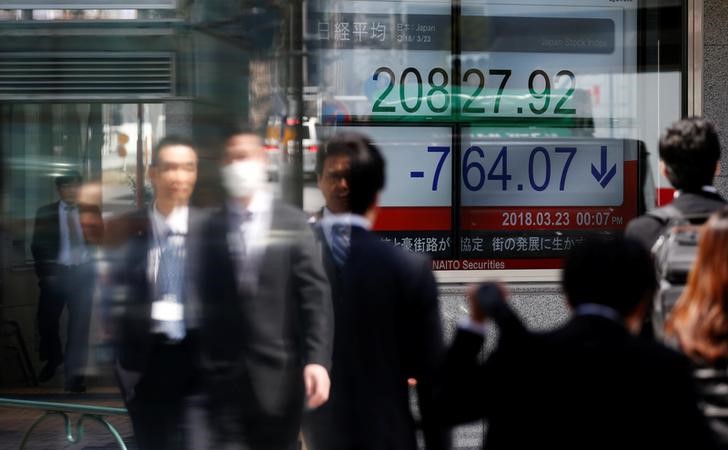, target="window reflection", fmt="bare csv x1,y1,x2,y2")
0,4,688,448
